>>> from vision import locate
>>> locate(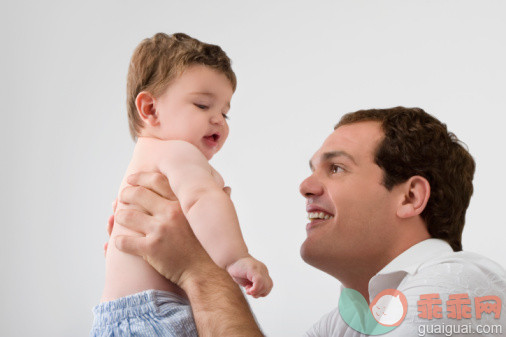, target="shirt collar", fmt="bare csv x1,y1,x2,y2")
377,238,453,276
367,238,453,301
